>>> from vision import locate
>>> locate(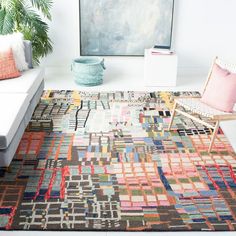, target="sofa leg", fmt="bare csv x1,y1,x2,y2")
168,101,177,131
208,121,220,153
